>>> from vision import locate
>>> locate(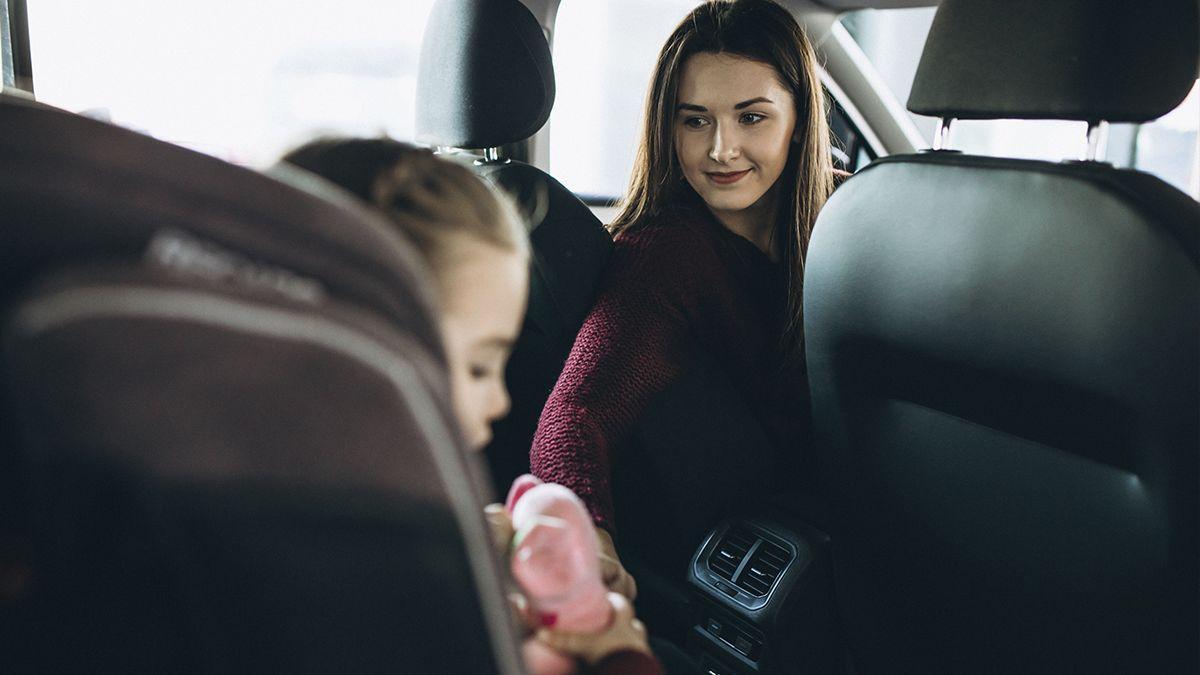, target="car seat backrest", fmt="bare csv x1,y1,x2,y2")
0,95,522,674
417,0,613,495
804,0,1199,671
